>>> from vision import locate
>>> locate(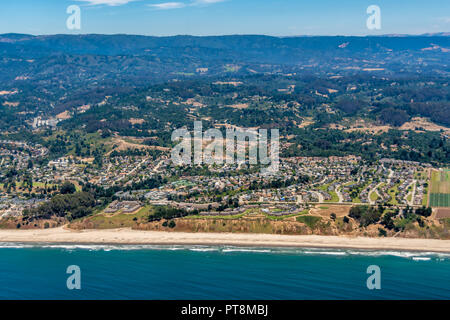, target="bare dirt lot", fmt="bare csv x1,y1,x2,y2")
435,208,450,219
310,205,351,218
107,137,169,154
400,117,450,134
